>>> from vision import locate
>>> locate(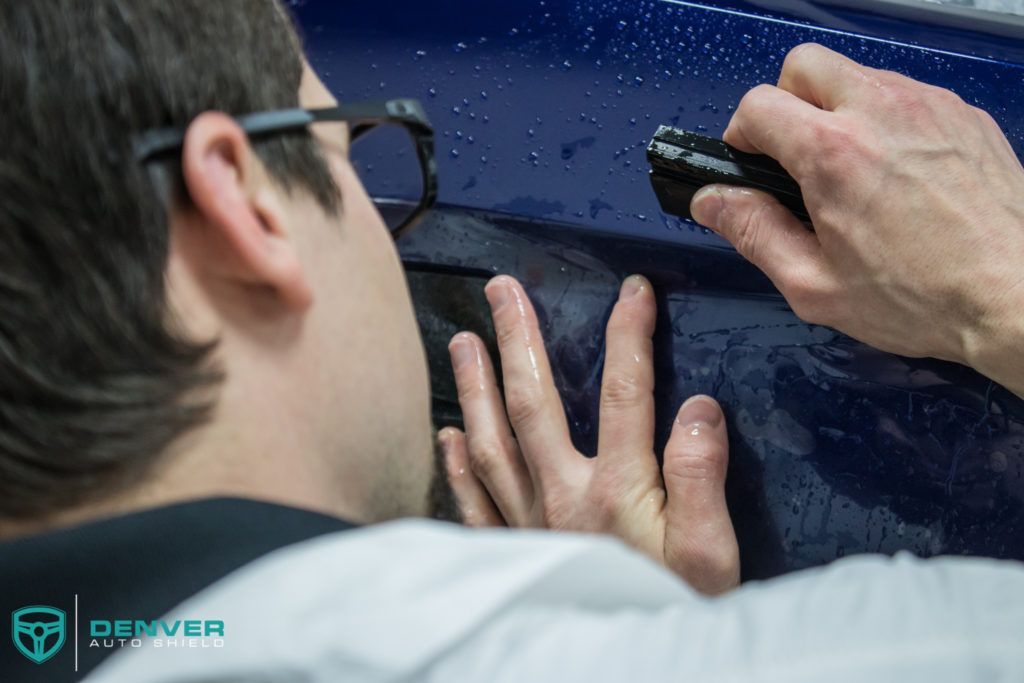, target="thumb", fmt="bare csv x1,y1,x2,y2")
691,184,825,295
662,395,739,595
